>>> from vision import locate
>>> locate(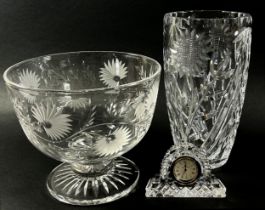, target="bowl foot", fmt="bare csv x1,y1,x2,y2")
46,156,139,205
